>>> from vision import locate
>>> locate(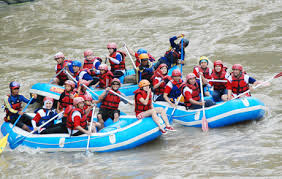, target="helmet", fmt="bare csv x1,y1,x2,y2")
107,42,117,49
214,60,223,67
98,64,108,71
232,64,243,71
158,63,168,69
137,48,147,55
186,73,196,80
9,81,20,89
43,97,54,103
139,53,149,60
84,49,93,57
84,94,92,101
65,80,75,88
54,52,65,59
171,69,182,77
182,38,189,47
111,78,121,85
72,60,82,67
199,56,209,65
73,97,84,106
138,79,150,88
80,80,90,86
